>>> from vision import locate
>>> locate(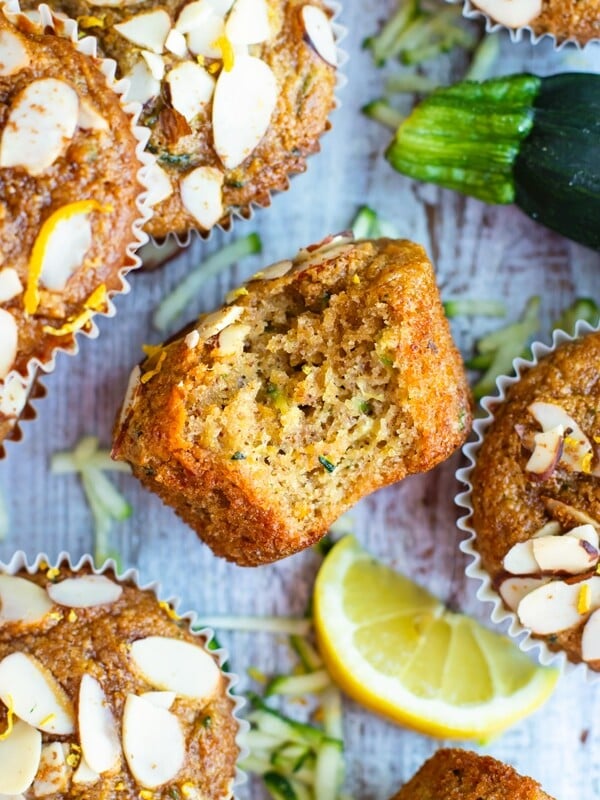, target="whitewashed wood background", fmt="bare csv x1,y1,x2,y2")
2,3,600,797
